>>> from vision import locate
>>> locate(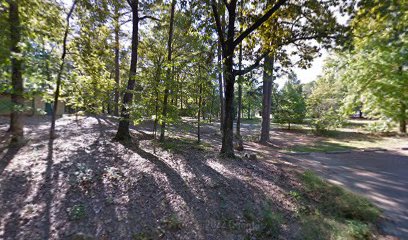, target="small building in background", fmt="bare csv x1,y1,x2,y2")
0,93,65,116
